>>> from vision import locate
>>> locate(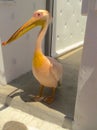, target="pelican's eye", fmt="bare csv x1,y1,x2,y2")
33,12,43,18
